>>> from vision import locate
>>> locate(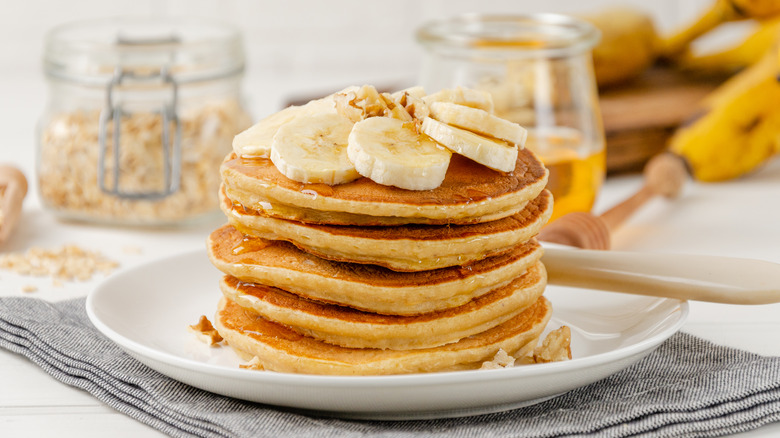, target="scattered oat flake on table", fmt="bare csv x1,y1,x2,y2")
0,244,119,282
